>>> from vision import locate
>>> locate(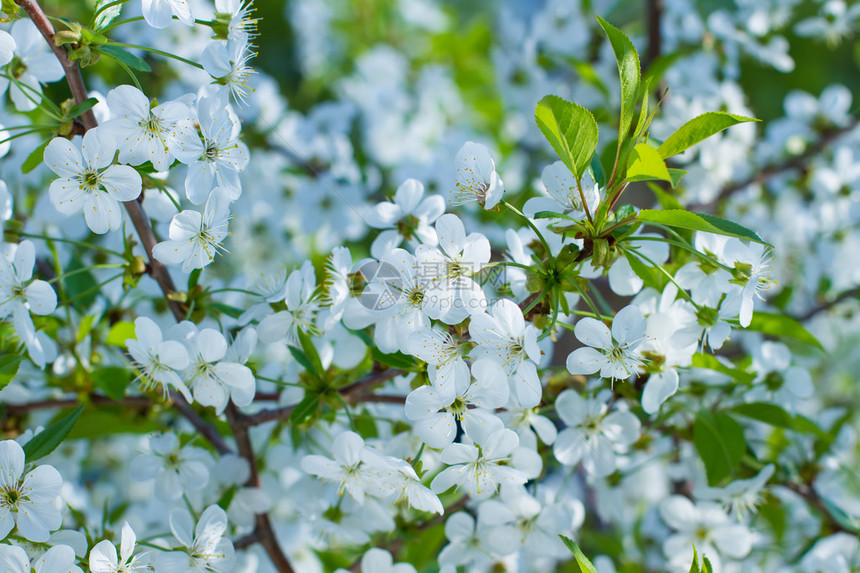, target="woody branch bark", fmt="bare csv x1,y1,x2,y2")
14,1,294,570
13,0,185,323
